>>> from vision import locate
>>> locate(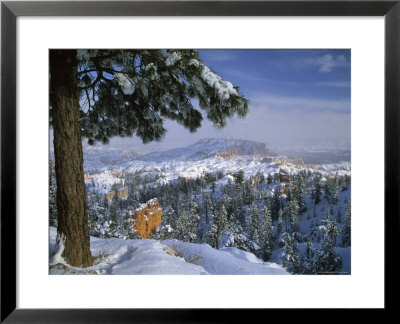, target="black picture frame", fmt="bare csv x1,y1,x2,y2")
1,0,399,322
